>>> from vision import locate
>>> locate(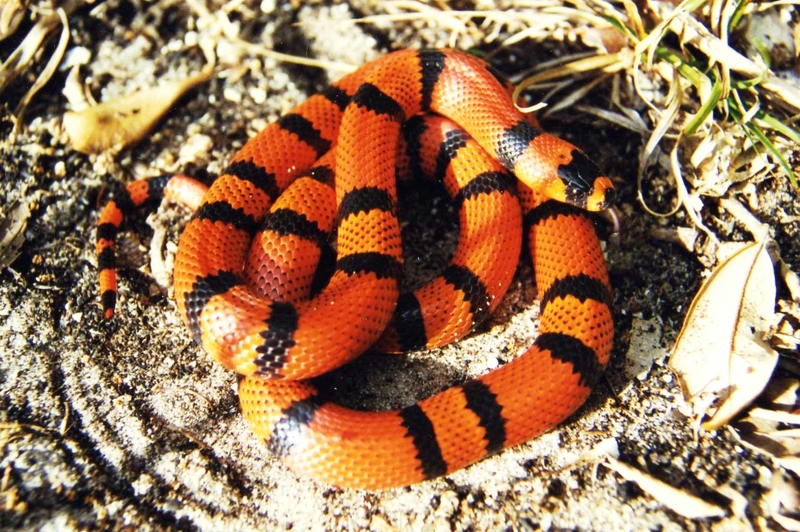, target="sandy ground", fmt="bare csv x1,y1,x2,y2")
1,1,798,530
